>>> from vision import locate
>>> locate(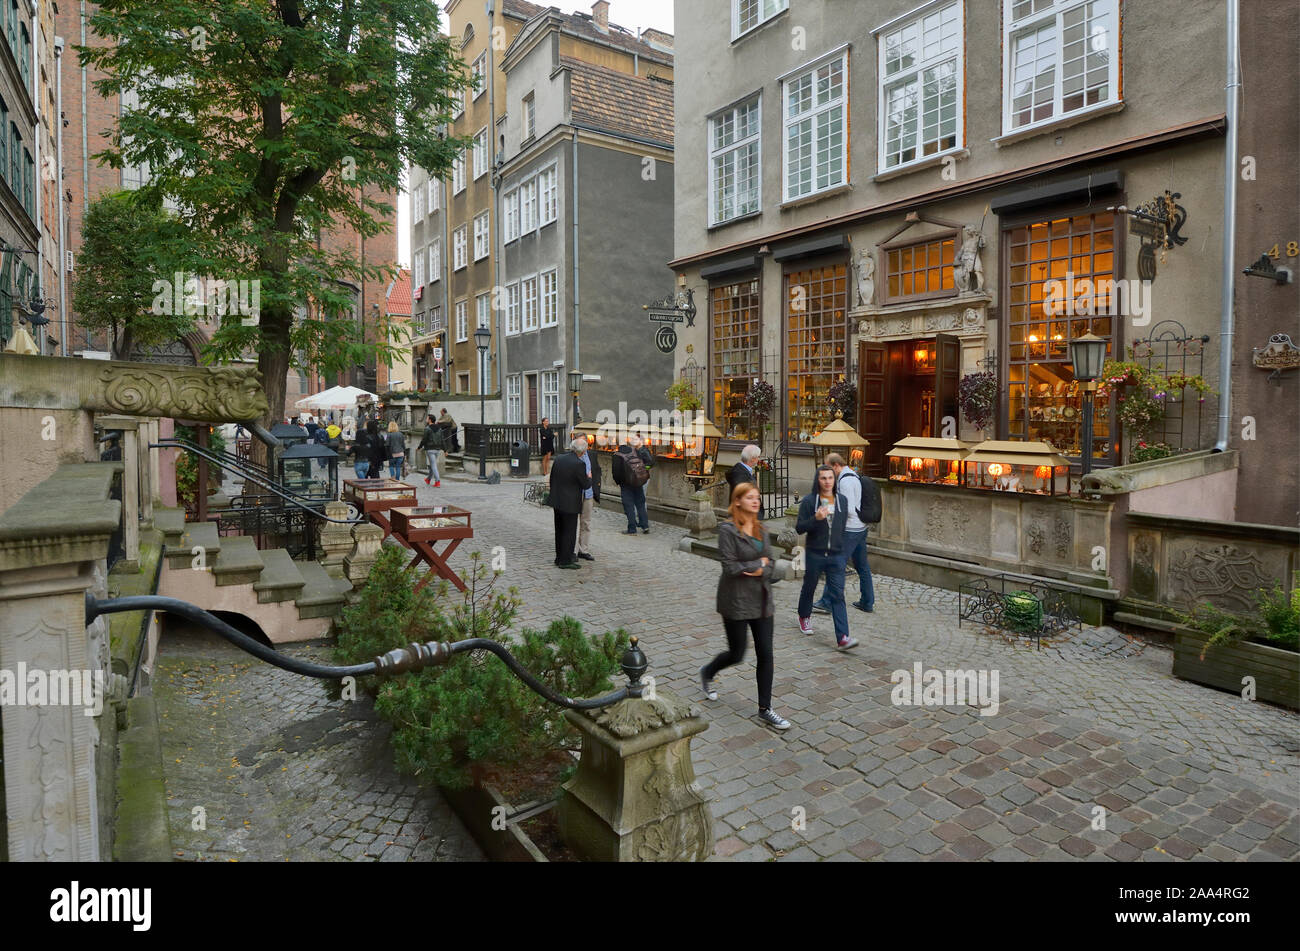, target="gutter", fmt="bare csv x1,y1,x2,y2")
571,128,579,384
55,35,67,355
1214,0,1240,452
